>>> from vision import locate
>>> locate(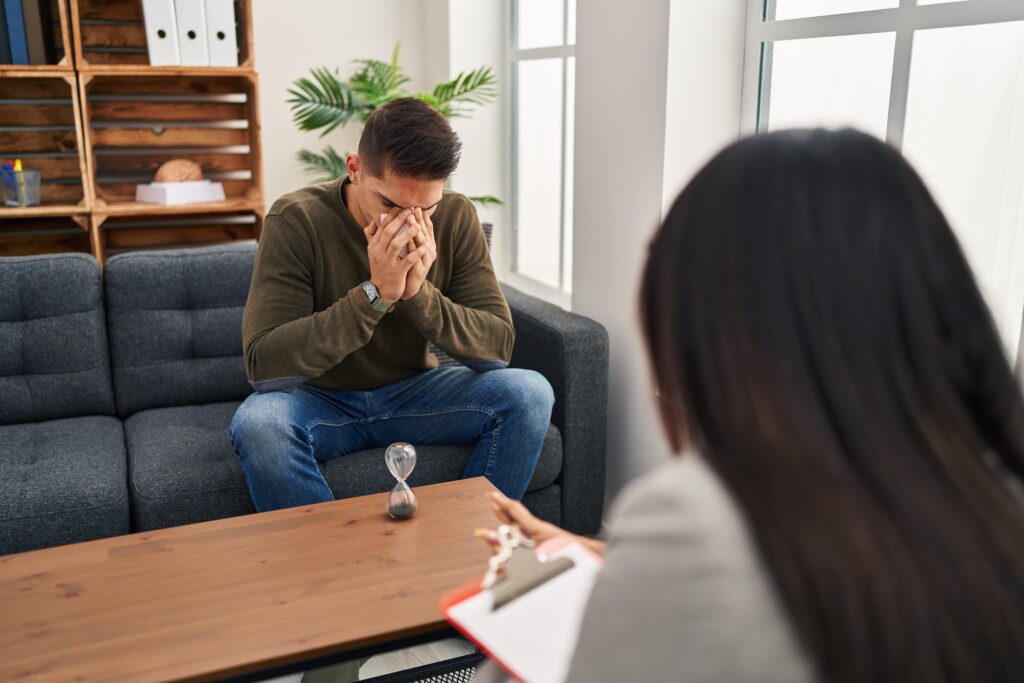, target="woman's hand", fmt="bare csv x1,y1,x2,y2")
480,492,608,558
488,491,566,546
